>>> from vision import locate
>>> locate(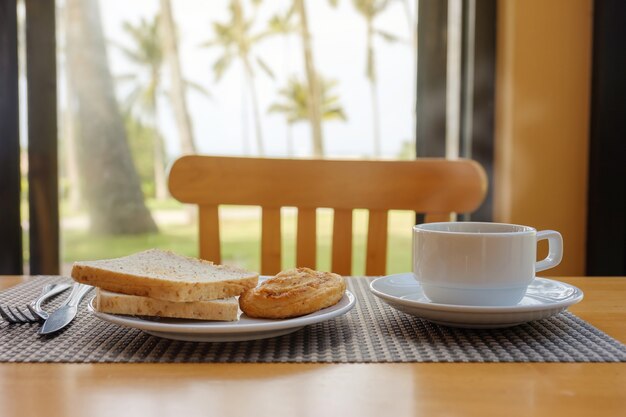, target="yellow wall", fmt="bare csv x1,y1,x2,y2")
494,0,593,276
